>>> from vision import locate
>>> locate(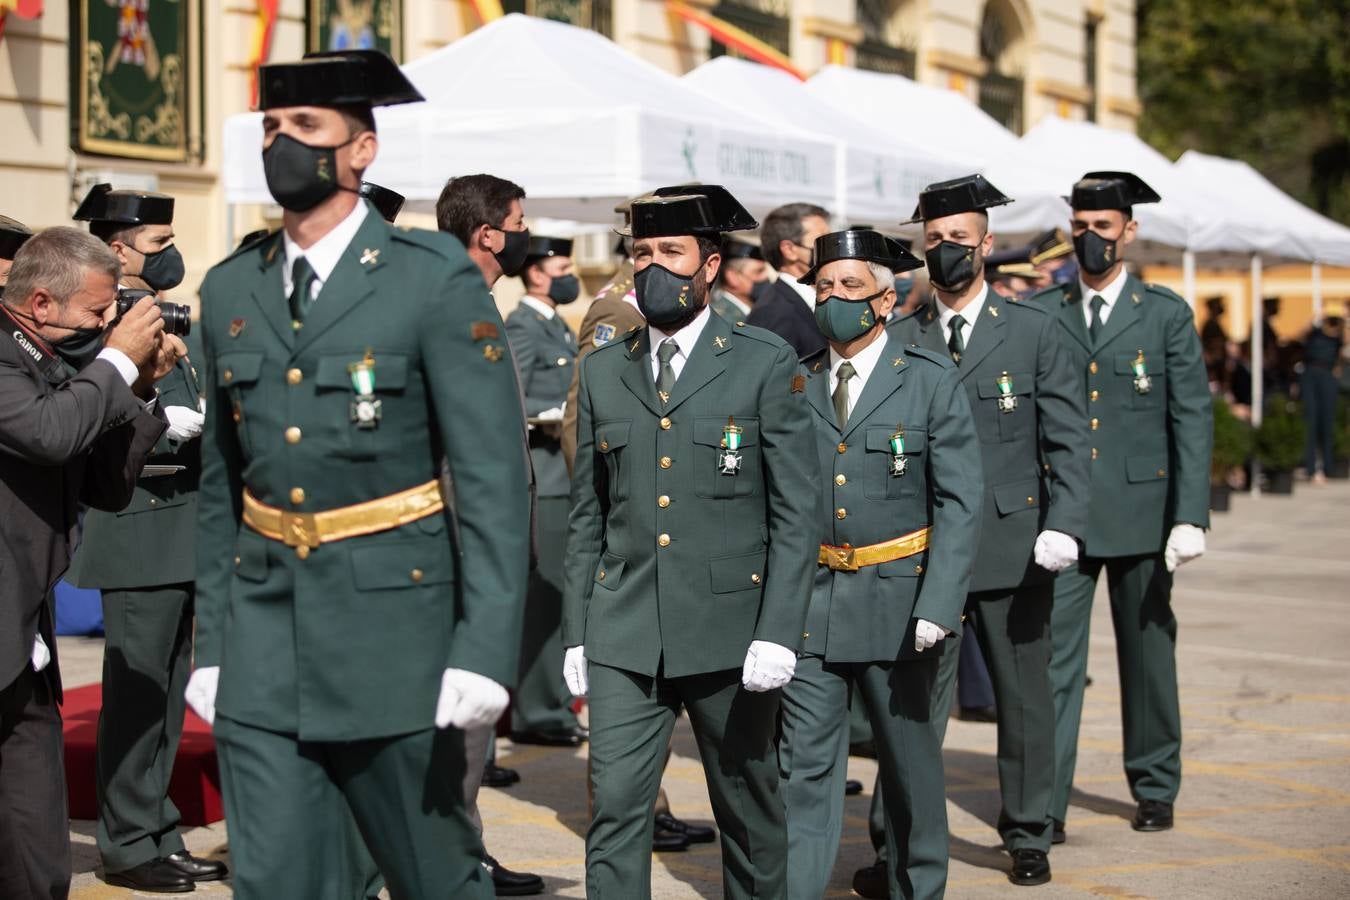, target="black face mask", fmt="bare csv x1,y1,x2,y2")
635,260,707,329
925,240,980,293
547,273,581,304
1073,229,1120,276
129,243,185,292
492,228,531,278
750,279,772,304
53,325,106,371
263,132,355,213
